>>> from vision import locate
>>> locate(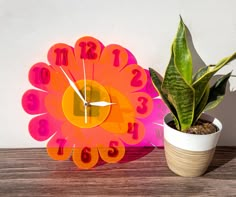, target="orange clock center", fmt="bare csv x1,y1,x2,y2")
62,80,111,128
